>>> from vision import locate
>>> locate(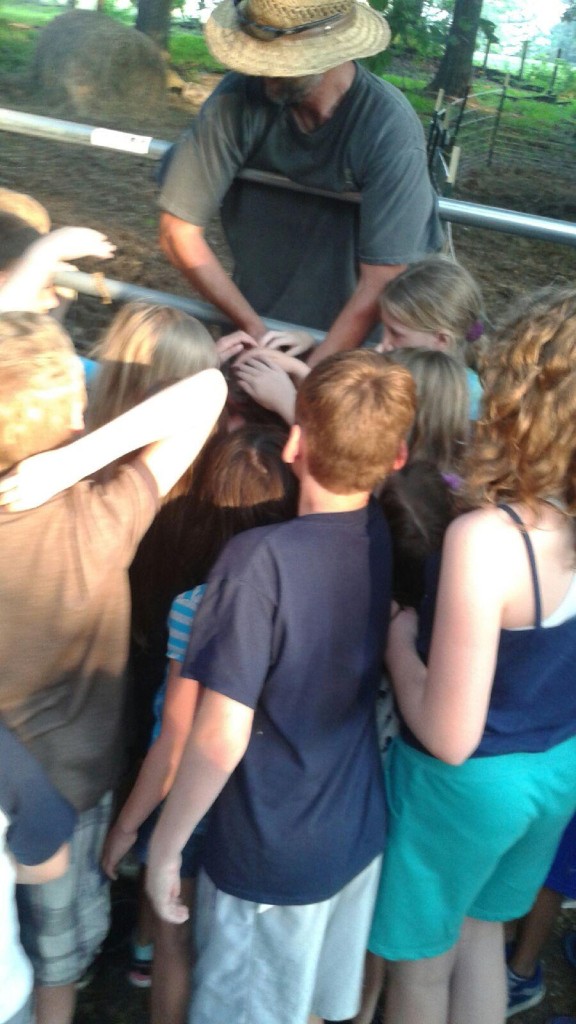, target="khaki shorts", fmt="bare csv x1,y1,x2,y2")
189,855,382,1024
16,792,112,986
